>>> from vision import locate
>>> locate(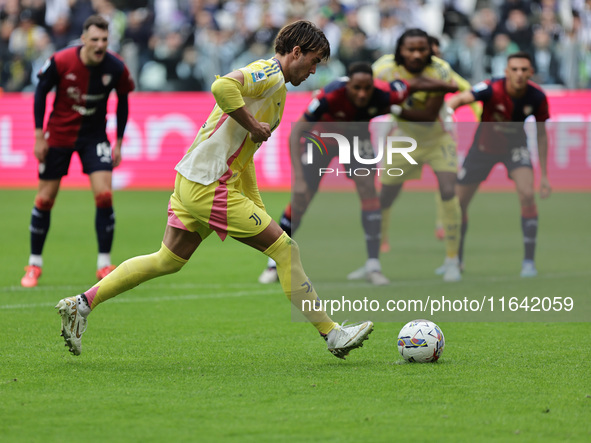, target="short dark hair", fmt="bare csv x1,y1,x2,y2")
507,51,532,64
394,28,432,66
274,20,330,61
347,61,373,78
83,15,109,32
